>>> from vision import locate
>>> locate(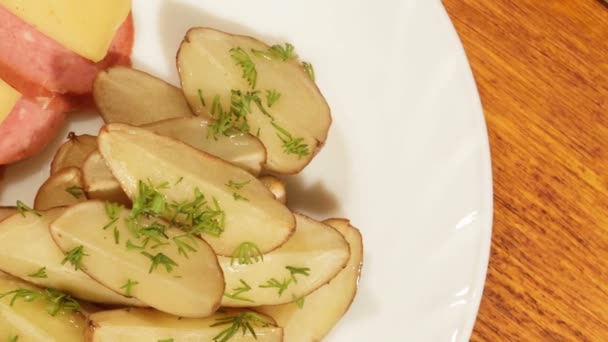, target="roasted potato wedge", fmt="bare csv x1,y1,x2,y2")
86,308,283,341
50,201,225,318
257,219,363,341
50,133,98,174
94,67,194,125
177,27,331,174
259,176,286,204
0,208,143,306
34,167,87,210
143,117,267,176
82,151,130,205
221,214,350,307
0,272,86,341
0,207,17,222
97,124,295,256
